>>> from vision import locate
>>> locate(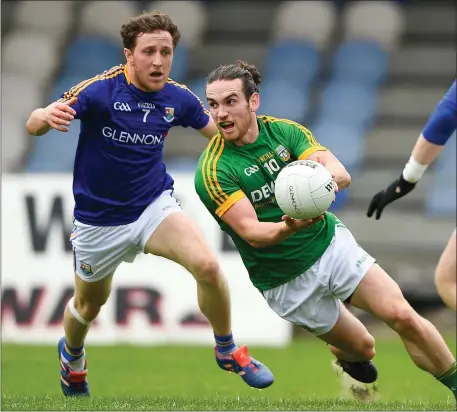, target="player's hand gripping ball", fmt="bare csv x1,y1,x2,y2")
274,160,335,219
